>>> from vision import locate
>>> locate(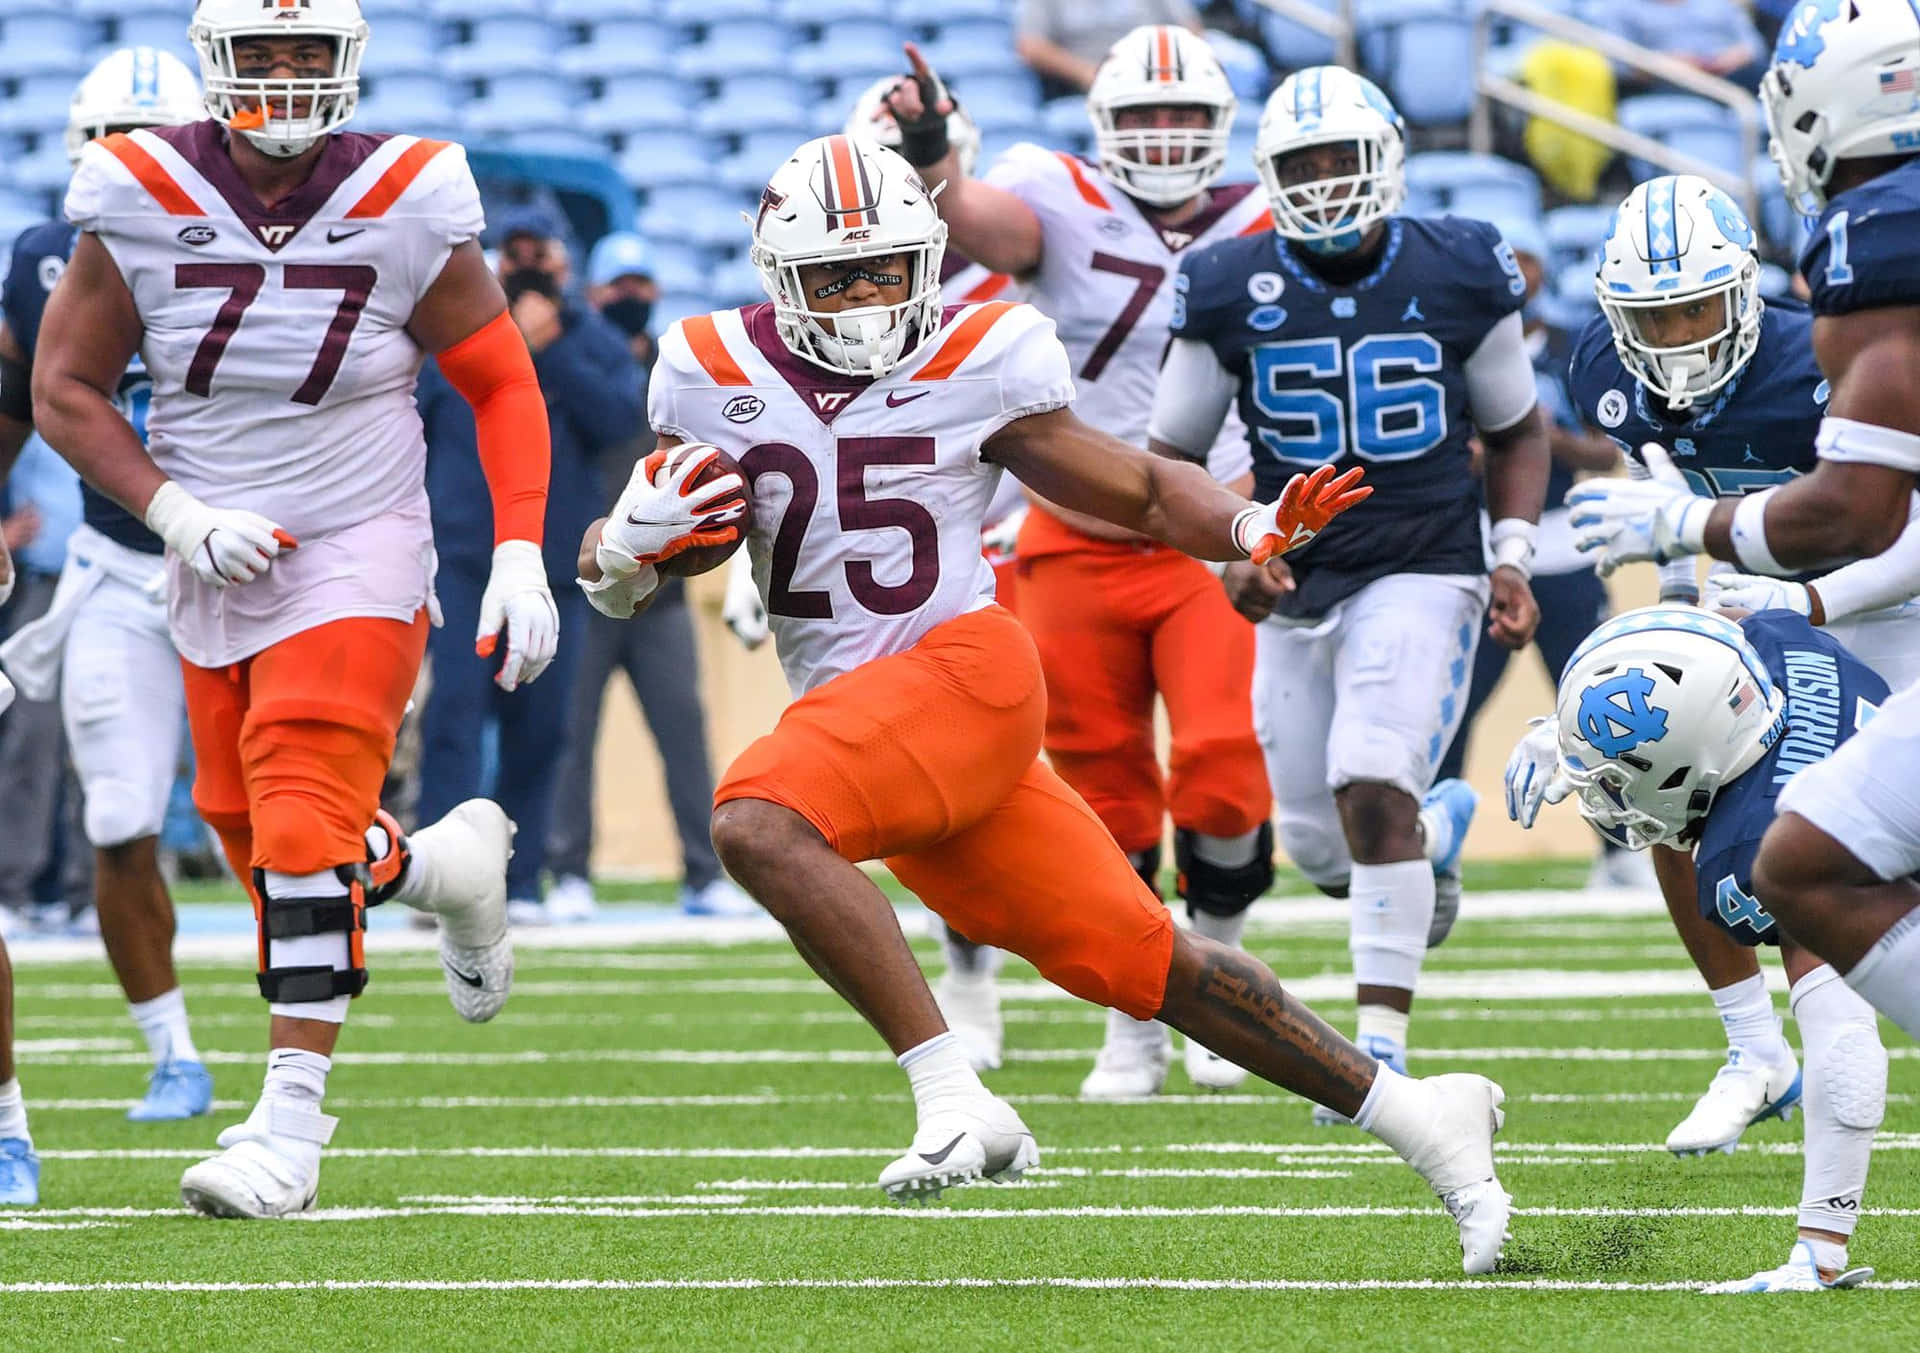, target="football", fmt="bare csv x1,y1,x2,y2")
657,445,754,579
